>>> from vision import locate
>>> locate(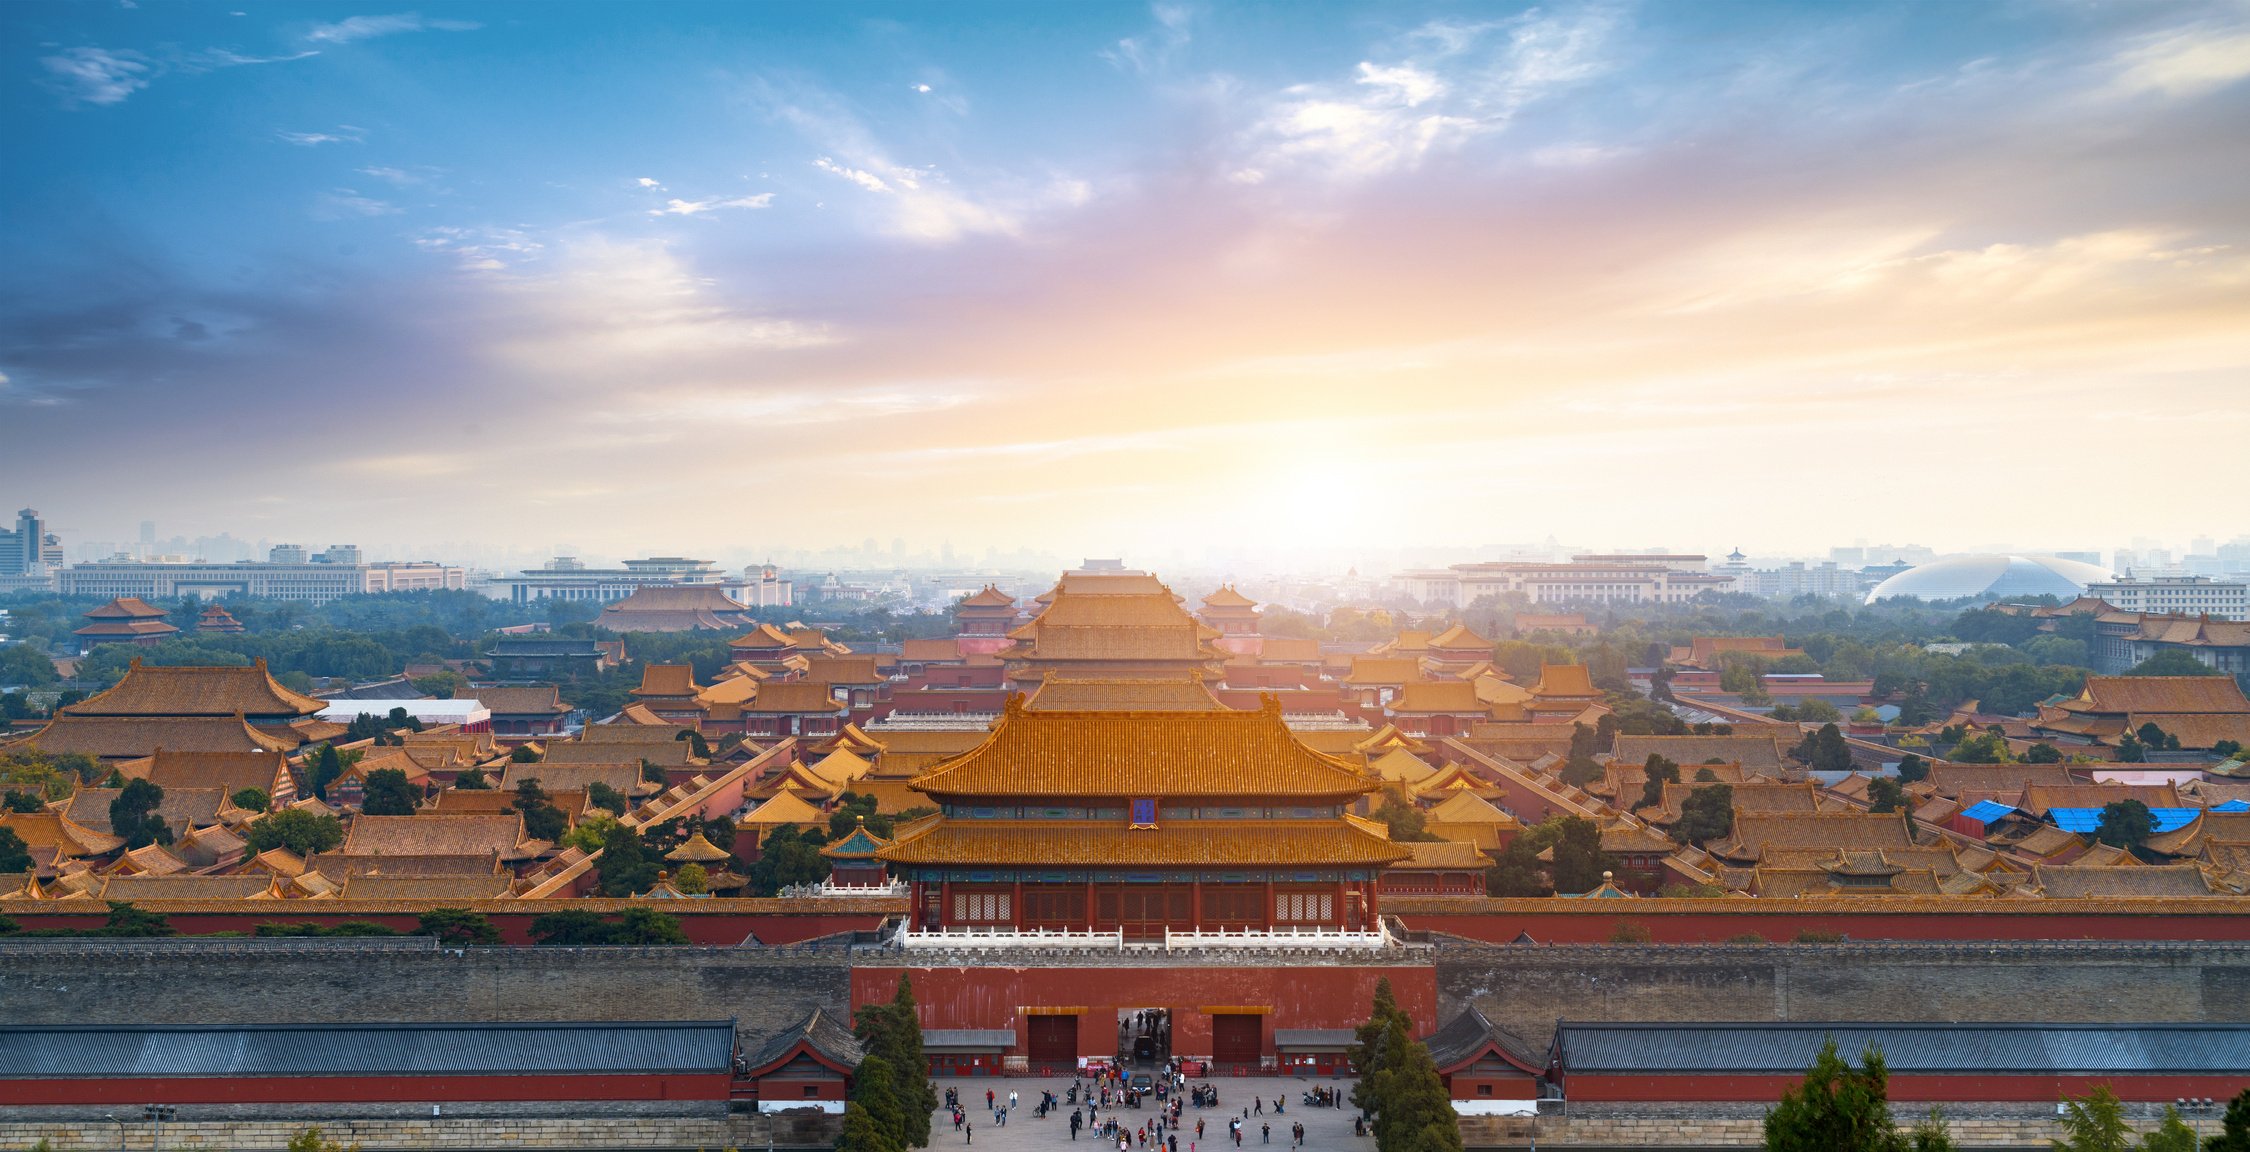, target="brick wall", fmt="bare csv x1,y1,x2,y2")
0,1112,839,1151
